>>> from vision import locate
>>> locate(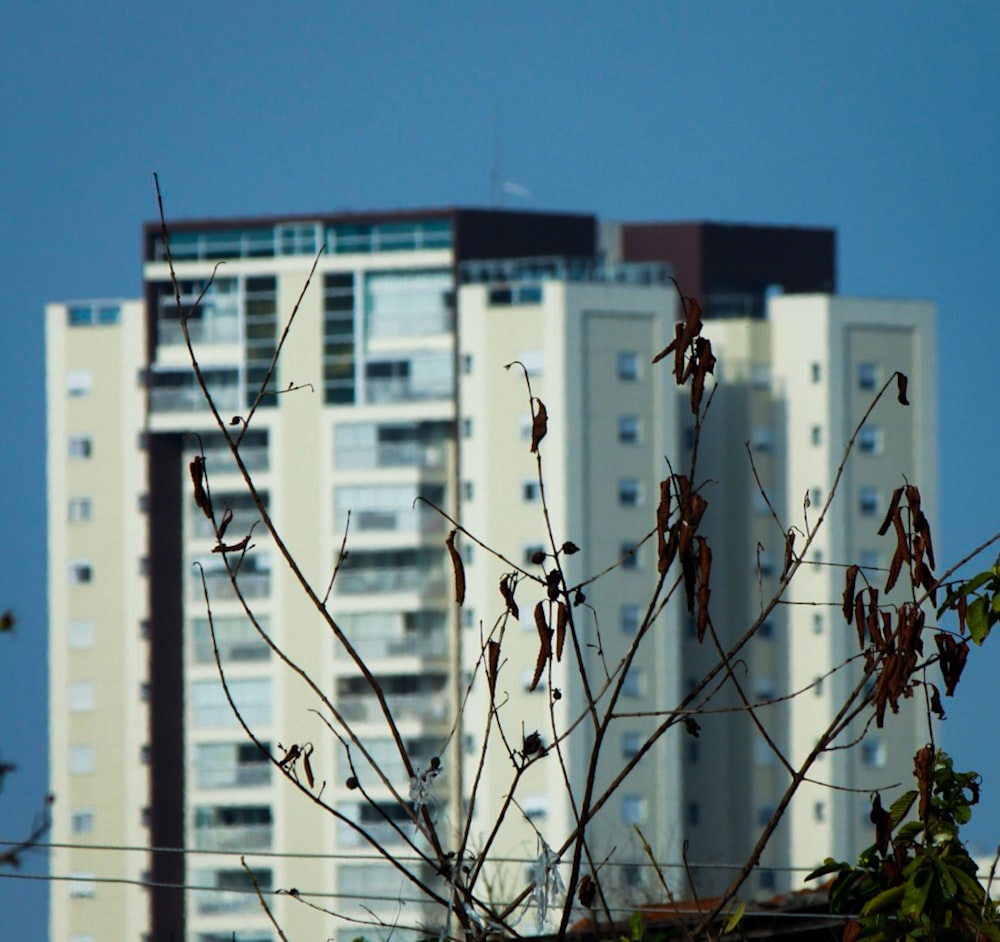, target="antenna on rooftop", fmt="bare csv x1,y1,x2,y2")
490,105,532,207
490,104,503,206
